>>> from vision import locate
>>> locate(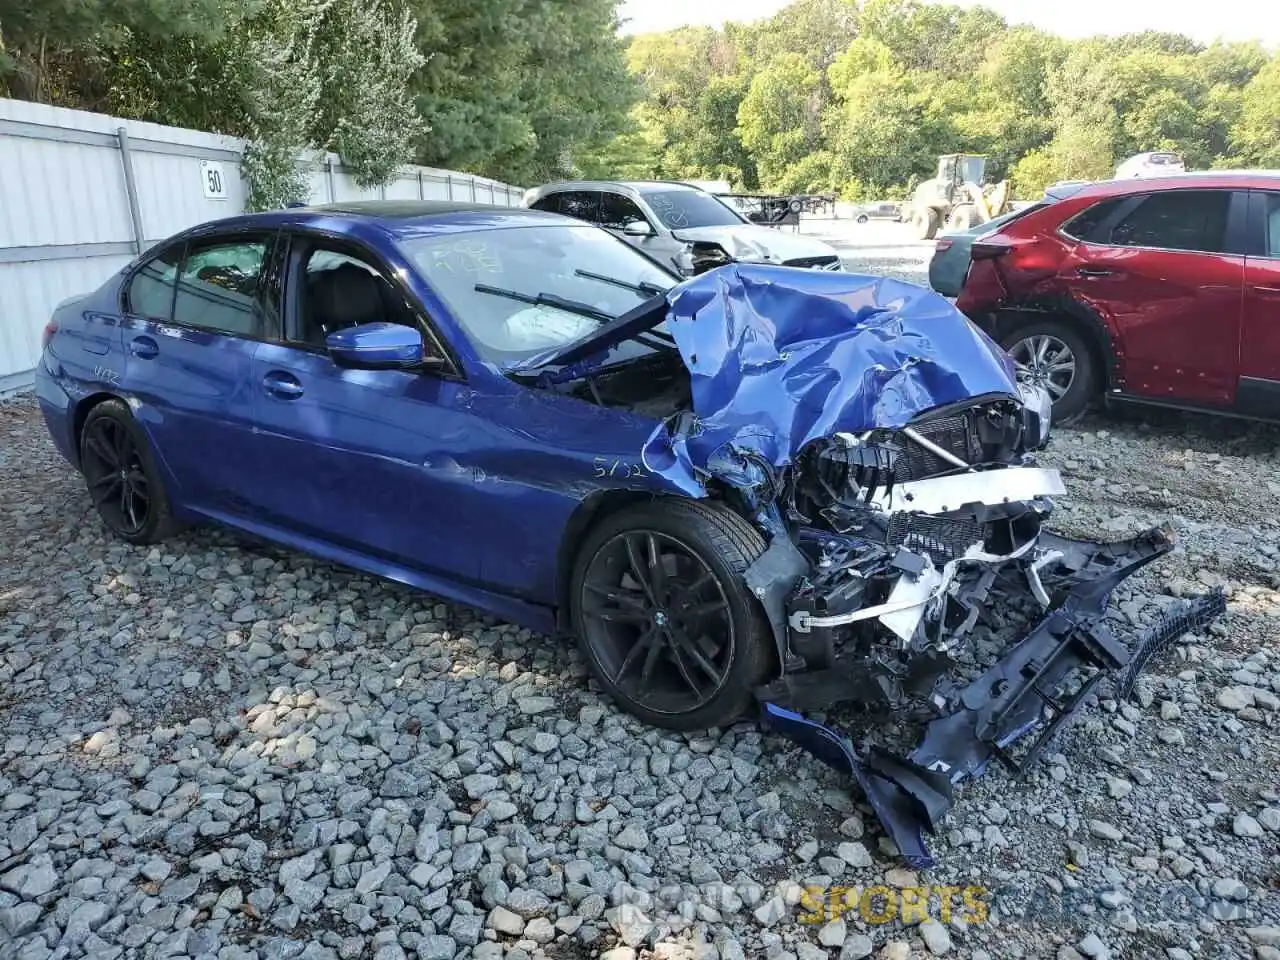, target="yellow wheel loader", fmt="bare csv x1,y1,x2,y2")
905,154,1011,240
